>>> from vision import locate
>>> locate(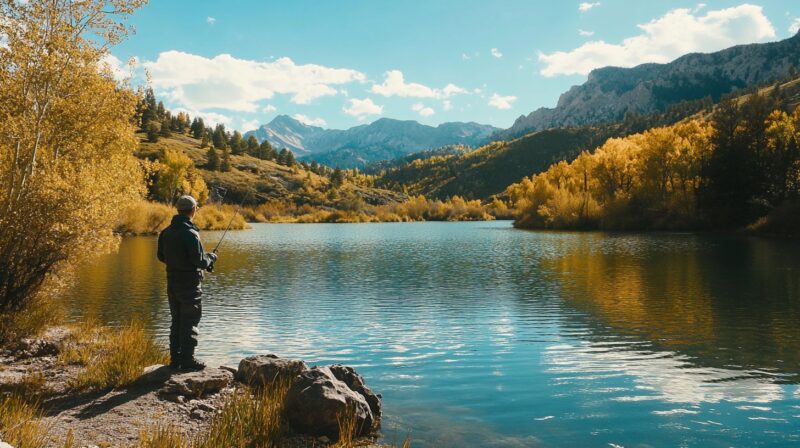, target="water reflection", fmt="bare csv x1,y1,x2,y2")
64,223,800,447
